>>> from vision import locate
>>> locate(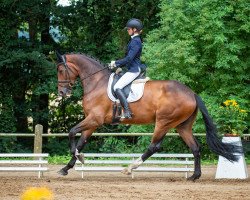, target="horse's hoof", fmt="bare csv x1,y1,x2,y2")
76,153,84,164
187,174,201,182
57,169,68,176
121,168,131,175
